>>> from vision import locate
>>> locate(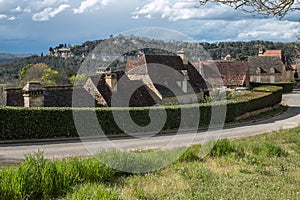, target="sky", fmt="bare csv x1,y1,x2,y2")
0,0,299,54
